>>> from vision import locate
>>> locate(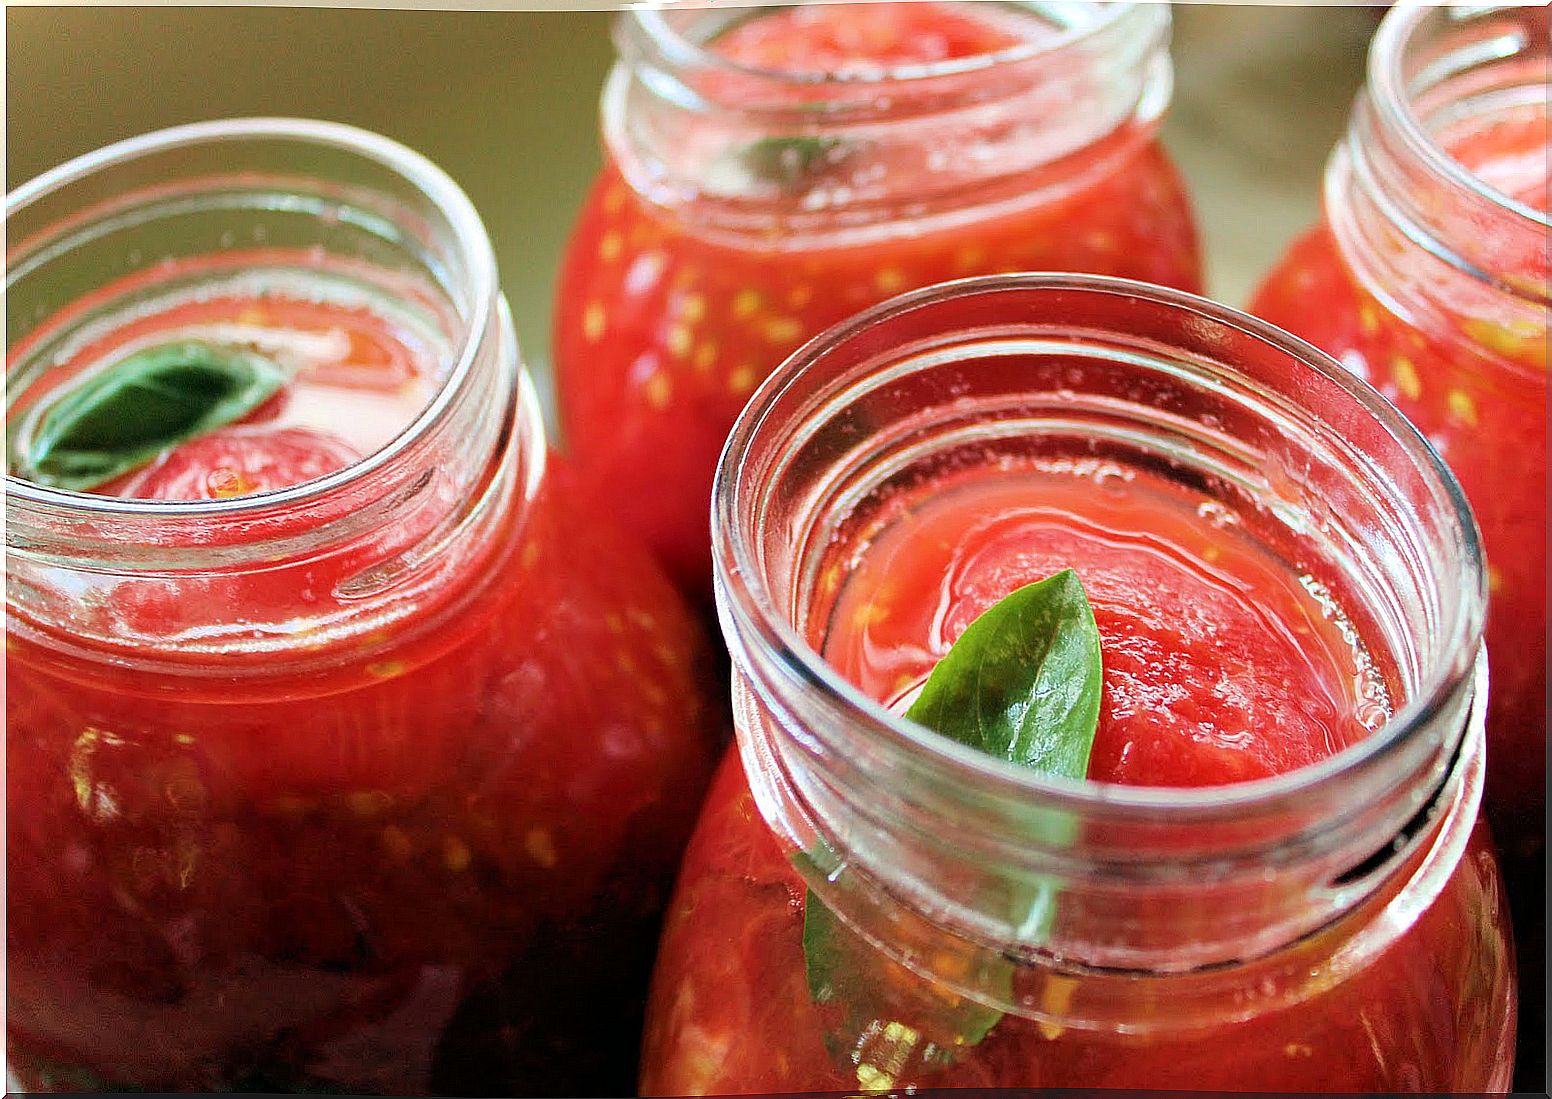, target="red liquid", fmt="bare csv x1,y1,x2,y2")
6,254,721,1092
640,460,1515,1093
554,2,1200,593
